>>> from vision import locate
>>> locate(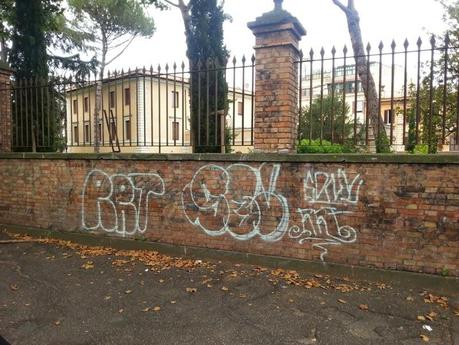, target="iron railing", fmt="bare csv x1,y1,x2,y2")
297,35,459,153
5,56,255,153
